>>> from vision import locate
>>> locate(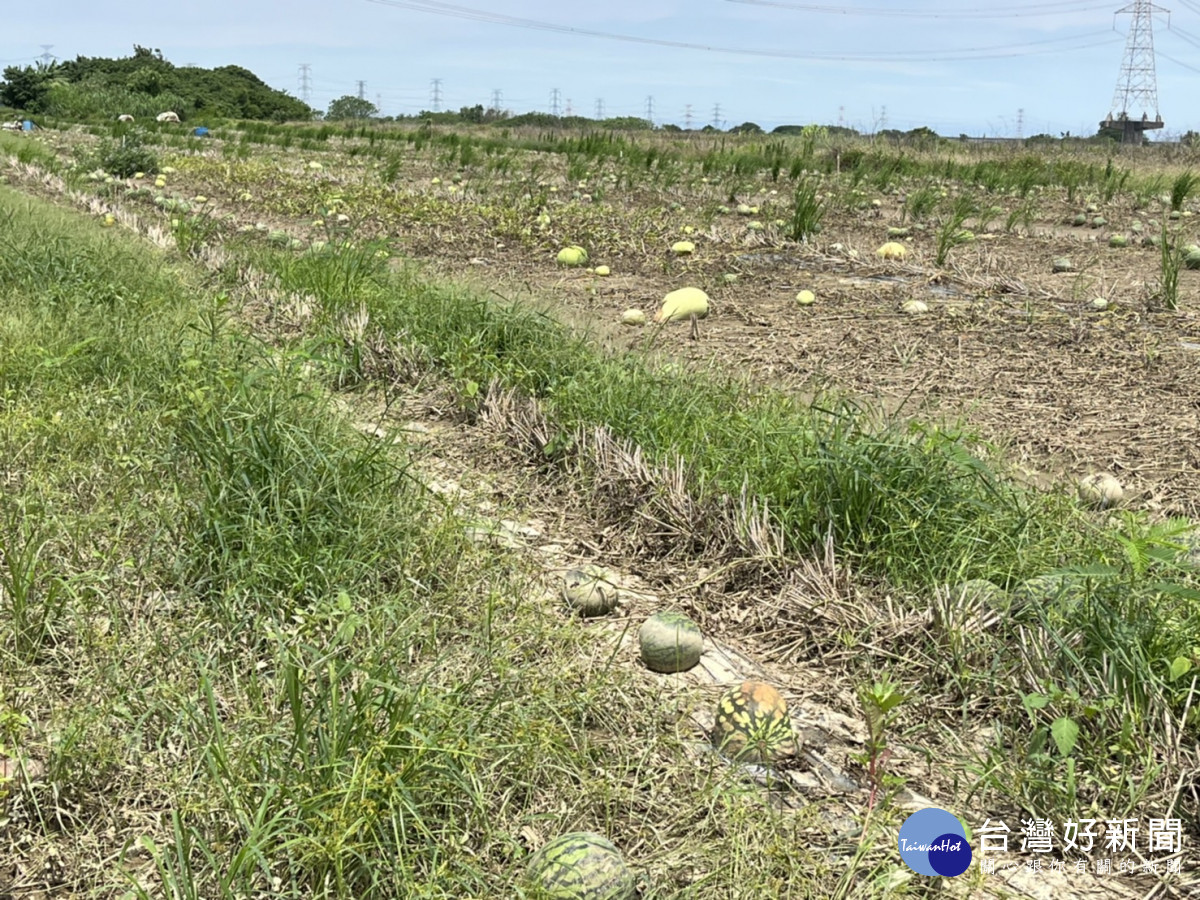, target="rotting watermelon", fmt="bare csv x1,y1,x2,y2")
712,680,798,765
525,831,636,900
